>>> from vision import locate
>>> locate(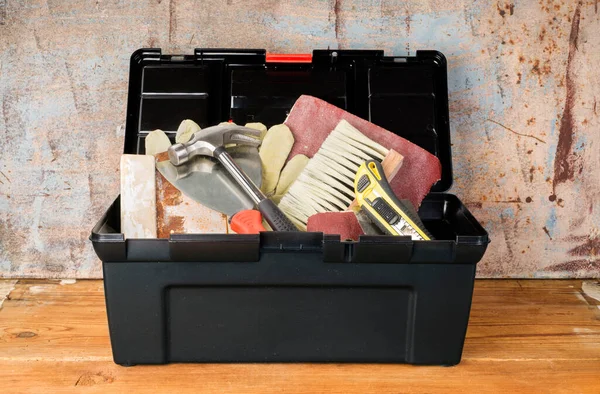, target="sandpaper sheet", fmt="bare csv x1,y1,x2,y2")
306,211,364,241
284,95,442,209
